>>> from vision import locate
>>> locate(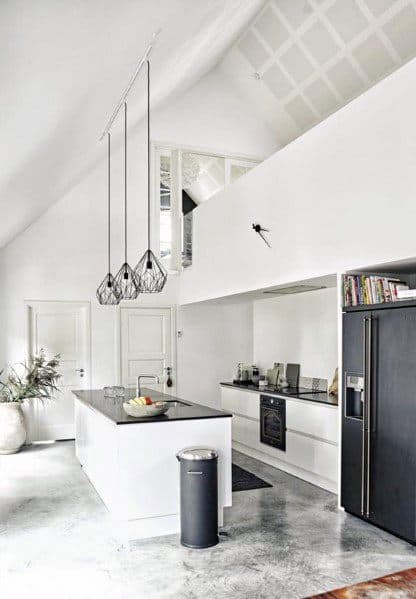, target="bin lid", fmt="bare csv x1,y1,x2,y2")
176,447,218,461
